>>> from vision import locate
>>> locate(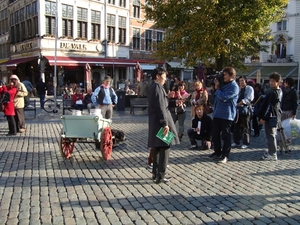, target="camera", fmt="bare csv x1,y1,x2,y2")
207,71,224,88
